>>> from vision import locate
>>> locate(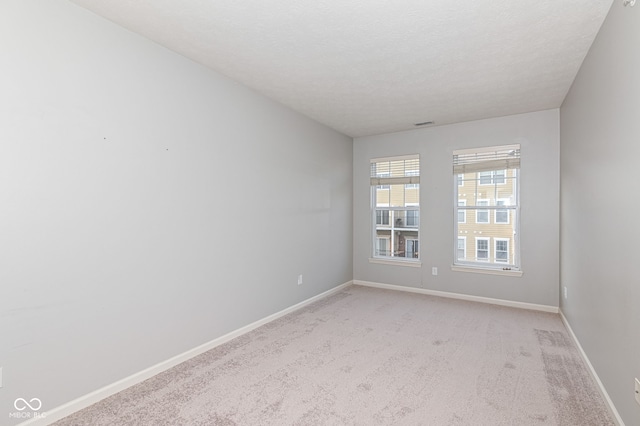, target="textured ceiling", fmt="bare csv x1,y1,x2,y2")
69,0,613,137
